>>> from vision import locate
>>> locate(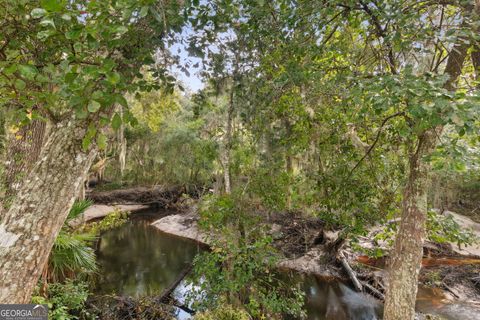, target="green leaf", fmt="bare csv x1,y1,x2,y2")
139,6,149,18
96,133,107,150
66,28,82,40
37,30,56,40
115,26,128,35
87,100,101,113
4,64,17,76
14,79,26,90
40,0,63,12
75,107,88,119
82,137,91,151
111,113,122,130
107,72,121,85
115,94,128,108
86,123,97,139
40,18,56,28
31,8,47,18
18,65,38,80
